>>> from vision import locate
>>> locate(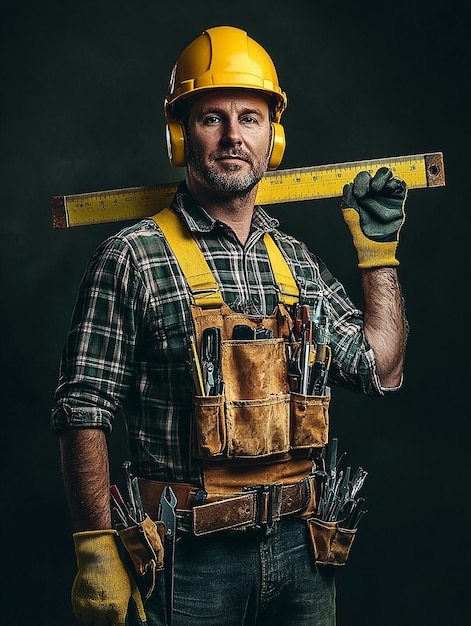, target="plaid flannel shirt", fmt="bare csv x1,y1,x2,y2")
51,183,384,484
